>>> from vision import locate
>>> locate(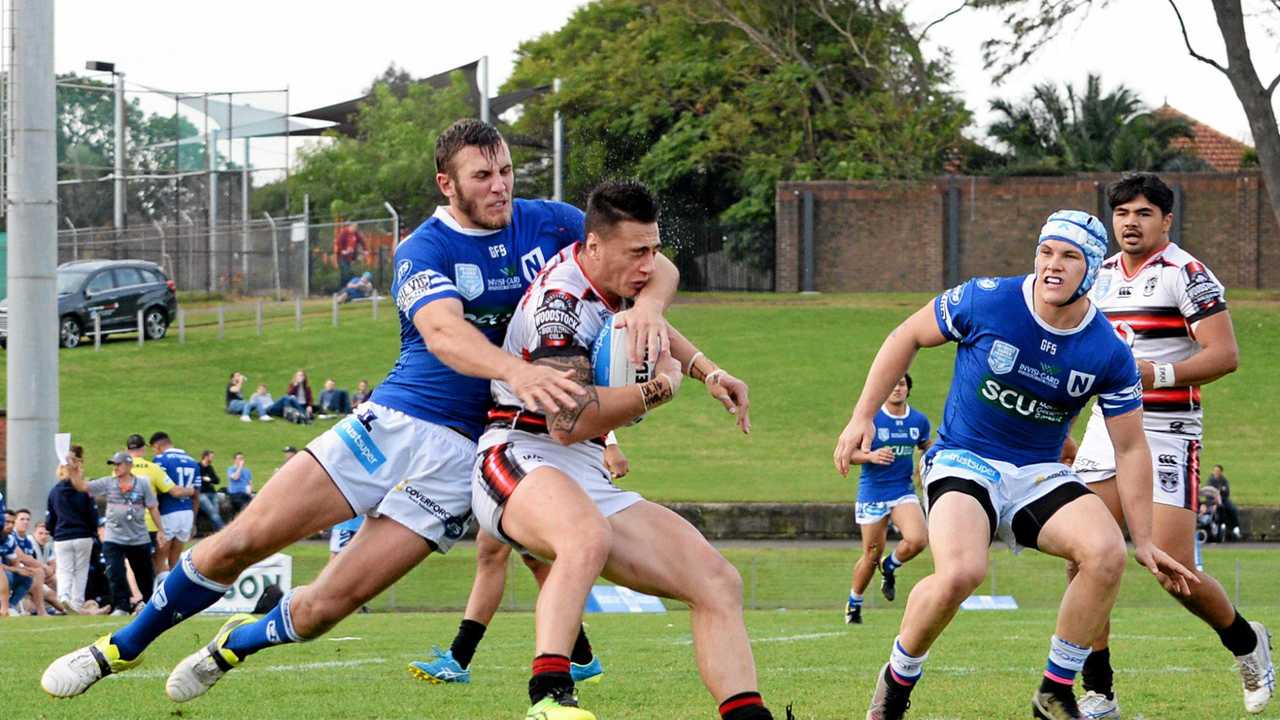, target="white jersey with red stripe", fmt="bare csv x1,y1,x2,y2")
481,241,621,452
1087,241,1227,437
